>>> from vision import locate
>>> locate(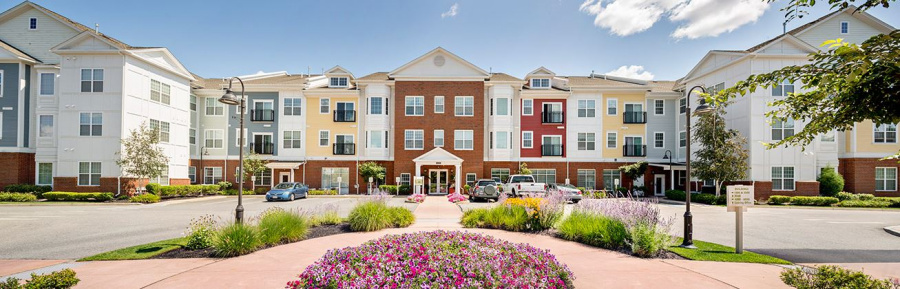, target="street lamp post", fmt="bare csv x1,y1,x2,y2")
663,149,673,193
218,77,247,224
682,85,714,248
